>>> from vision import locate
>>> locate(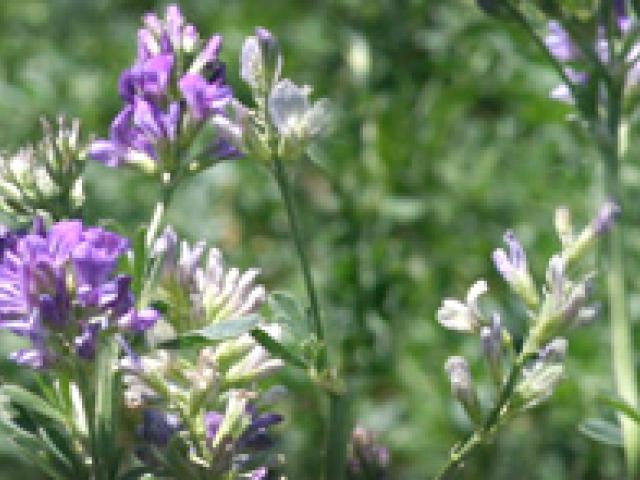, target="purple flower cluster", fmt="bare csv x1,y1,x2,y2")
545,3,640,103
0,220,158,368
90,4,238,171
